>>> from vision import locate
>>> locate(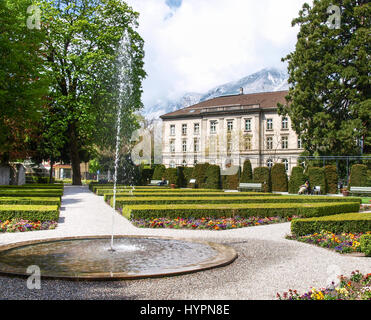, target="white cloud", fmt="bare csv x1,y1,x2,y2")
125,0,311,106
